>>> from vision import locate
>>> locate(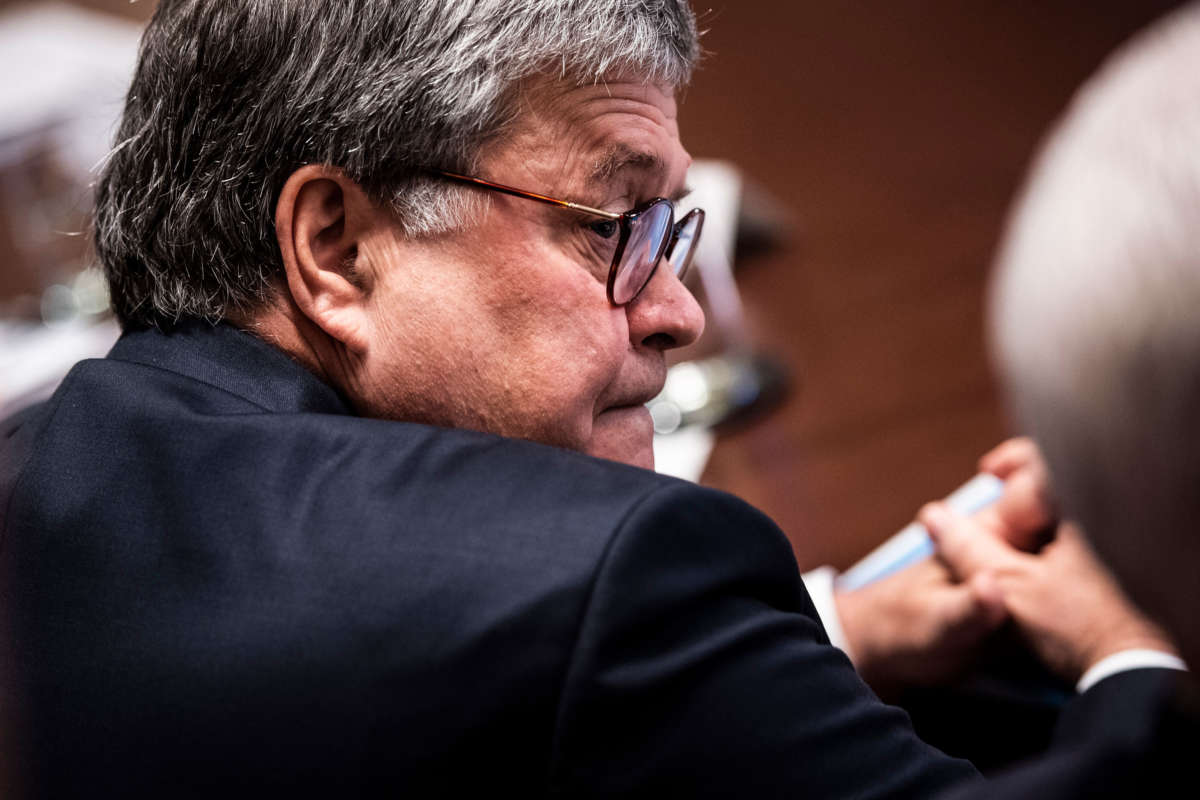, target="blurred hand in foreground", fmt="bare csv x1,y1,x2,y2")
838,436,1169,694
837,557,1006,698
972,437,1055,552
921,505,1177,684
836,436,1047,695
